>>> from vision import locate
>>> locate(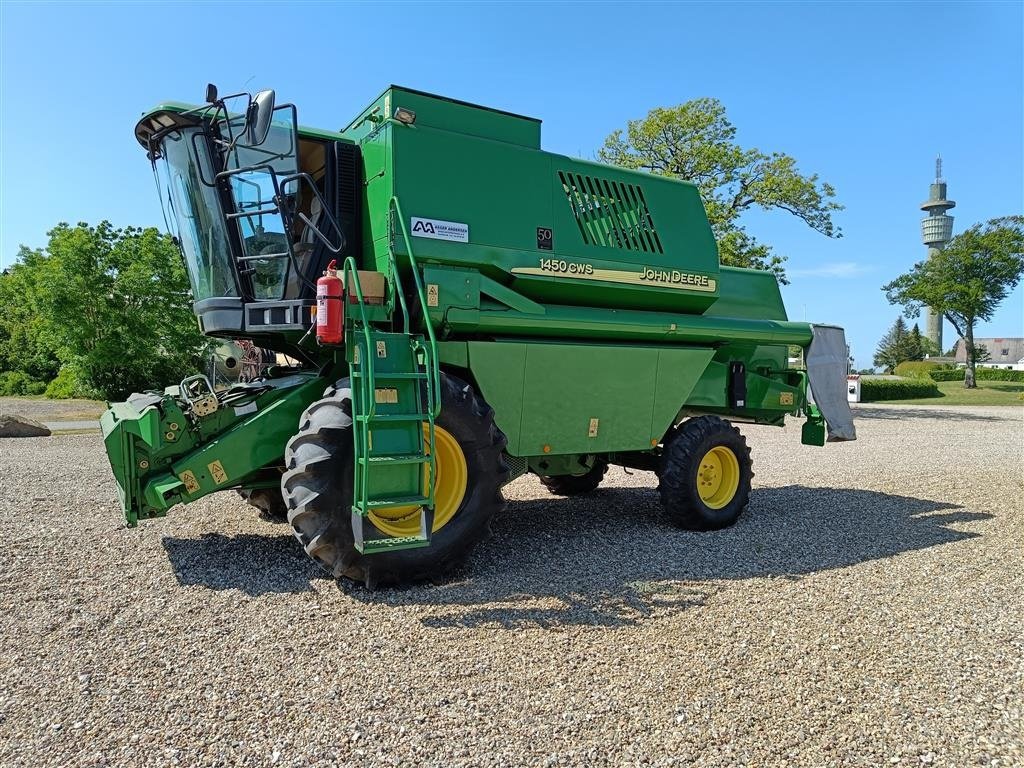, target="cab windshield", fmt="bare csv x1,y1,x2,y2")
155,109,316,303
157,128,238,300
